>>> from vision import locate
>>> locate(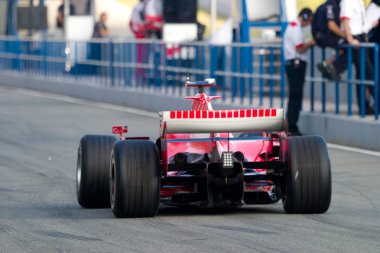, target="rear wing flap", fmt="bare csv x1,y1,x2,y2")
160,109,286,134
